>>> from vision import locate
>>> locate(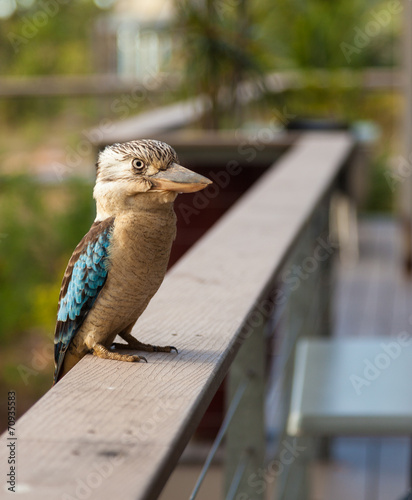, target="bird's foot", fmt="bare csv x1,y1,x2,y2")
93,343,147,363
112,333,178,354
